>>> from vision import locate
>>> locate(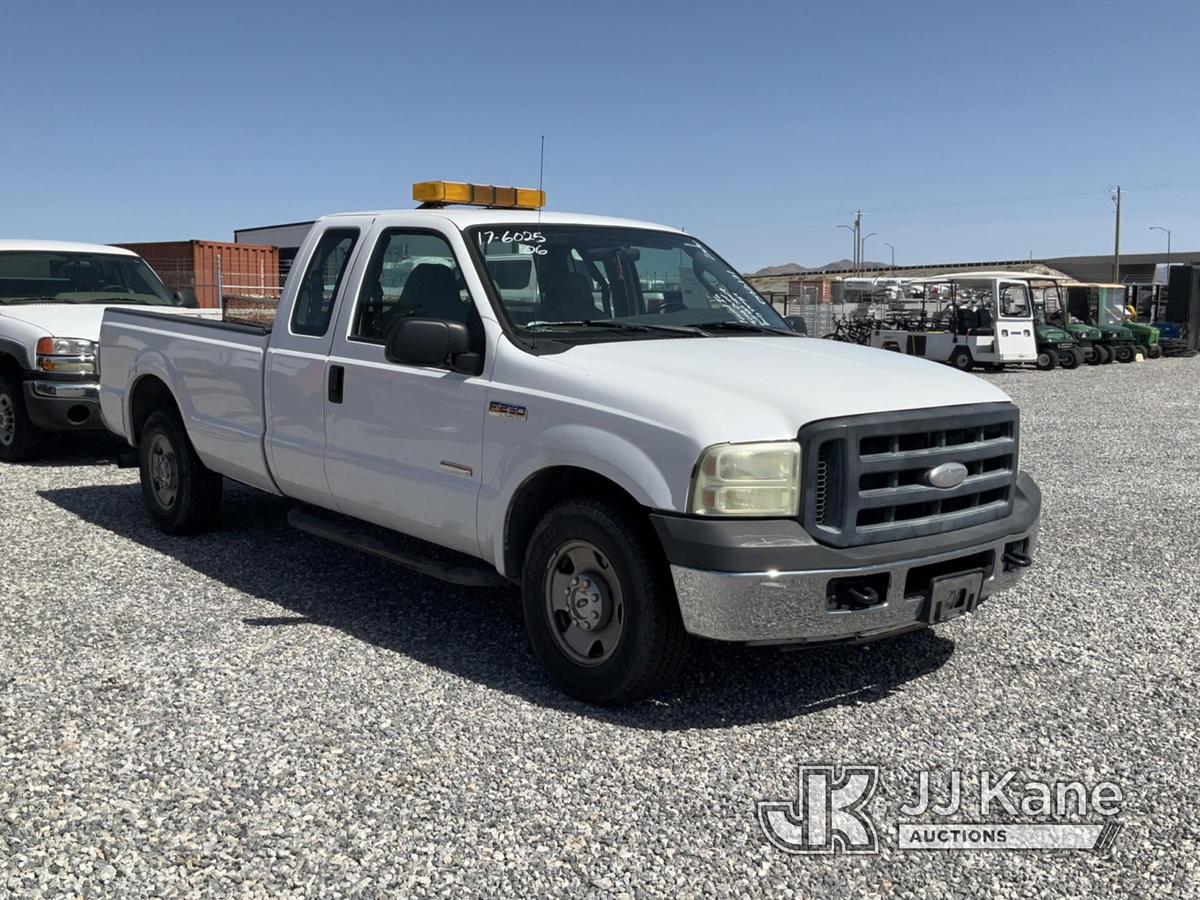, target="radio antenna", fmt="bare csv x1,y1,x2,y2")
537,134,545,224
